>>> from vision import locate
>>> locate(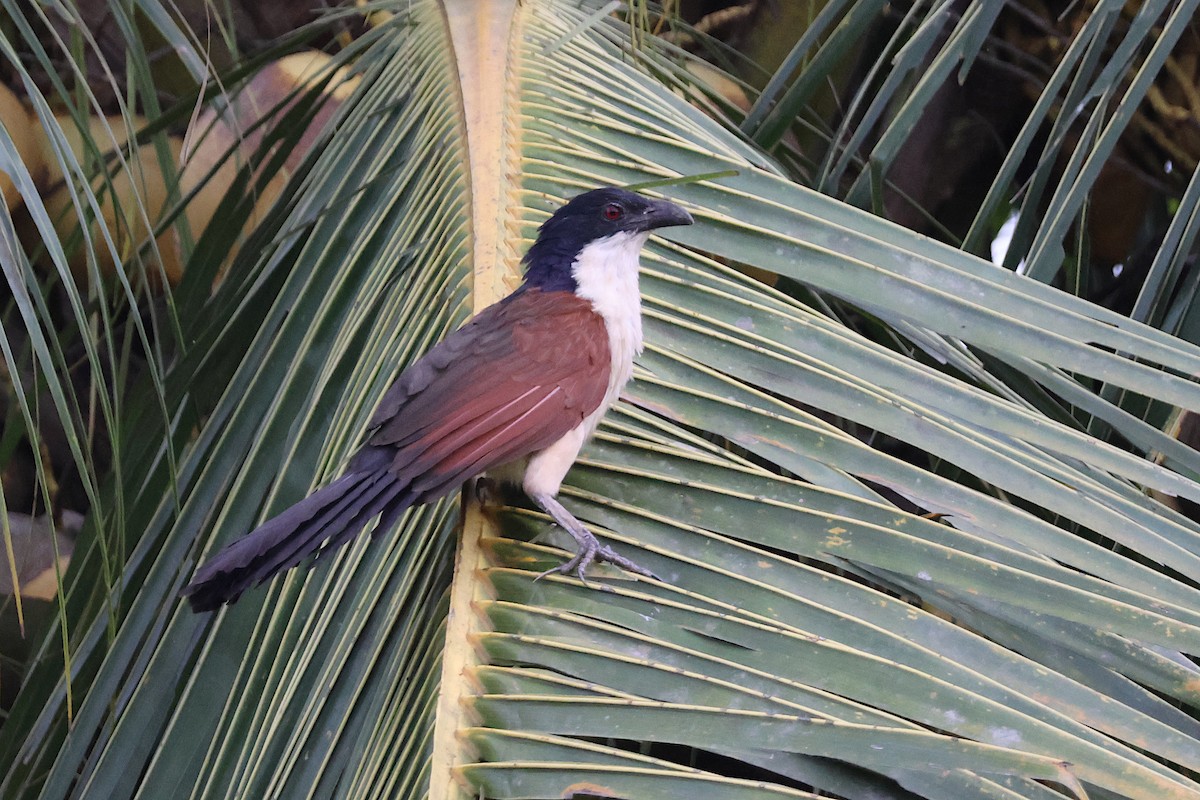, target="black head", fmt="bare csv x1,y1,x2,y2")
521,187,693,292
